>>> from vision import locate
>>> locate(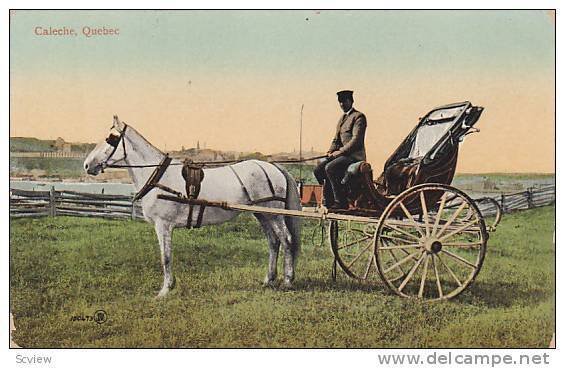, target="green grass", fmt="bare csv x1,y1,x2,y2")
10,206,555,348
10,137,96,153
10,137,58,152
10,157,87,178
